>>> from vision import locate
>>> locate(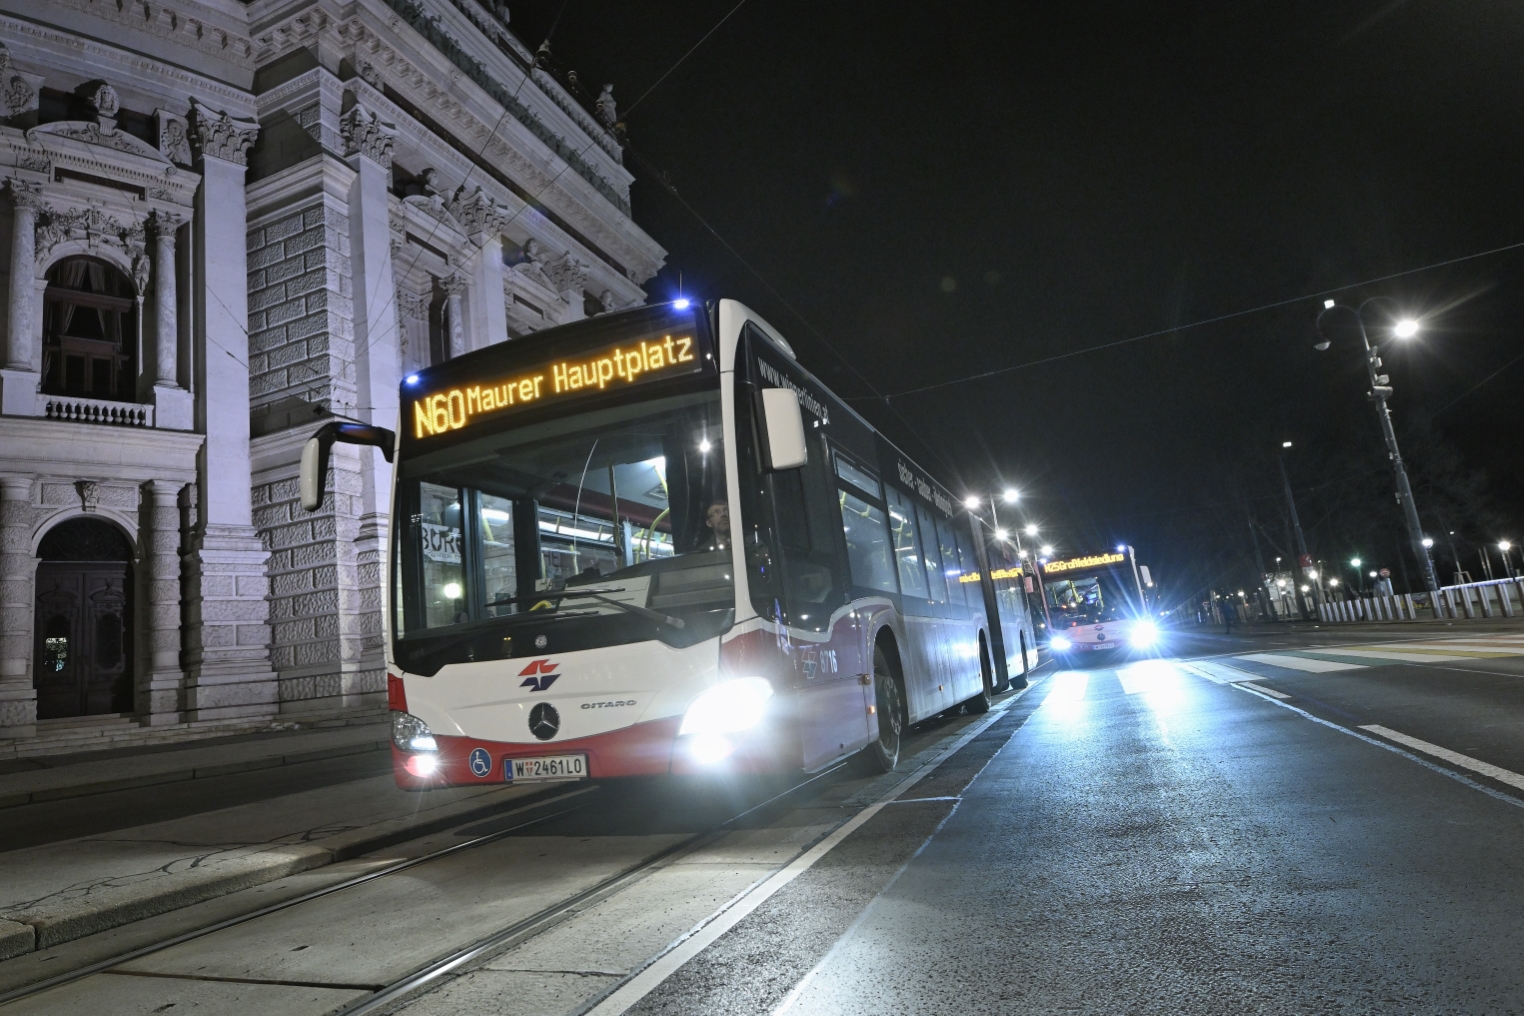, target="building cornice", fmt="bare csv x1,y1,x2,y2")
0,418,204,483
